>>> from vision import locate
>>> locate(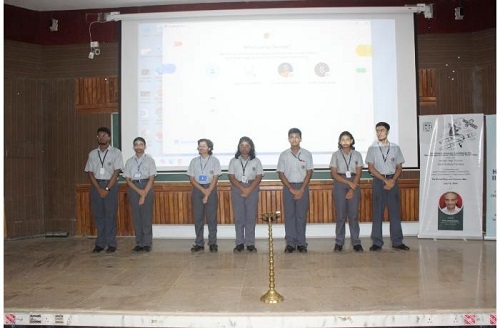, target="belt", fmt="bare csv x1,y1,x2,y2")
96,179,109,182
200,183,211,187
339,173,356,176
132,180,145,183
239,180,254,183
381,174,394,179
